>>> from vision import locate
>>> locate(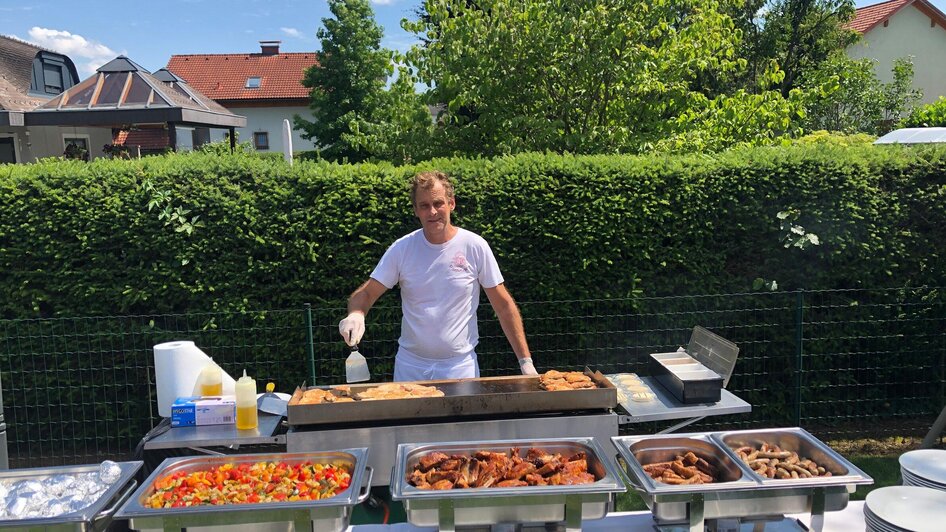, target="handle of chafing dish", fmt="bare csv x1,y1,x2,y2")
356,466,374,504
615,454,646,492
94,478,138,522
